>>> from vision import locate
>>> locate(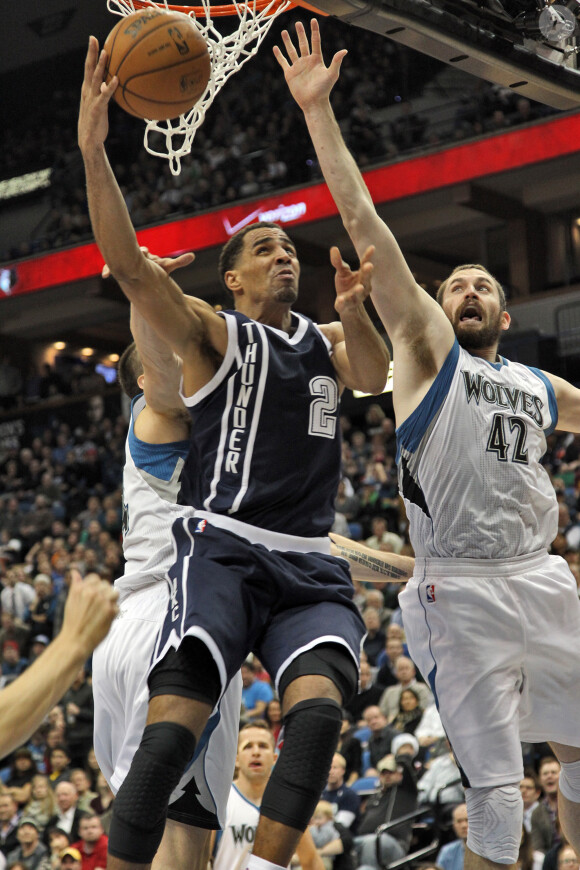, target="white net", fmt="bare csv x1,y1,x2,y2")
106,0,292,174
